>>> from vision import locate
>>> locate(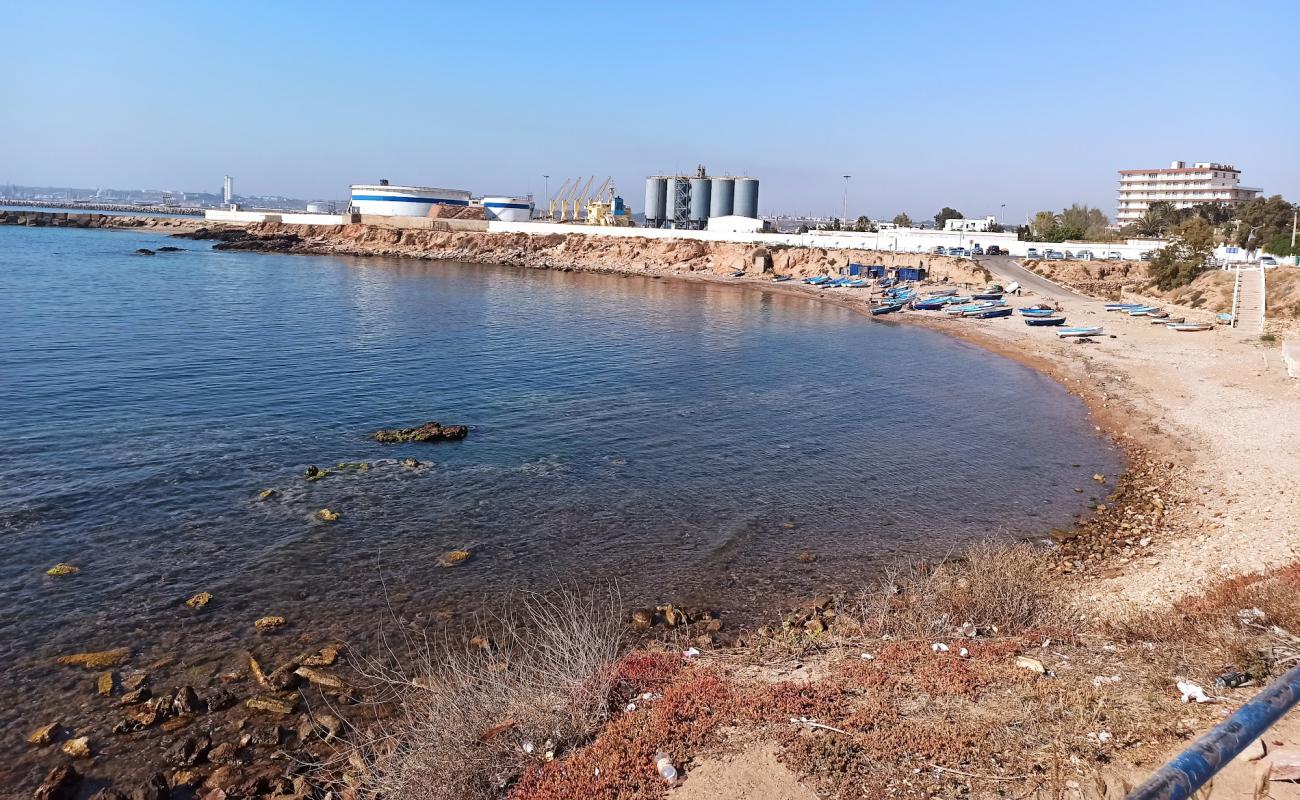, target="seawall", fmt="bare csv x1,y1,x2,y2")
205,221,994,284
0,209,207,232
